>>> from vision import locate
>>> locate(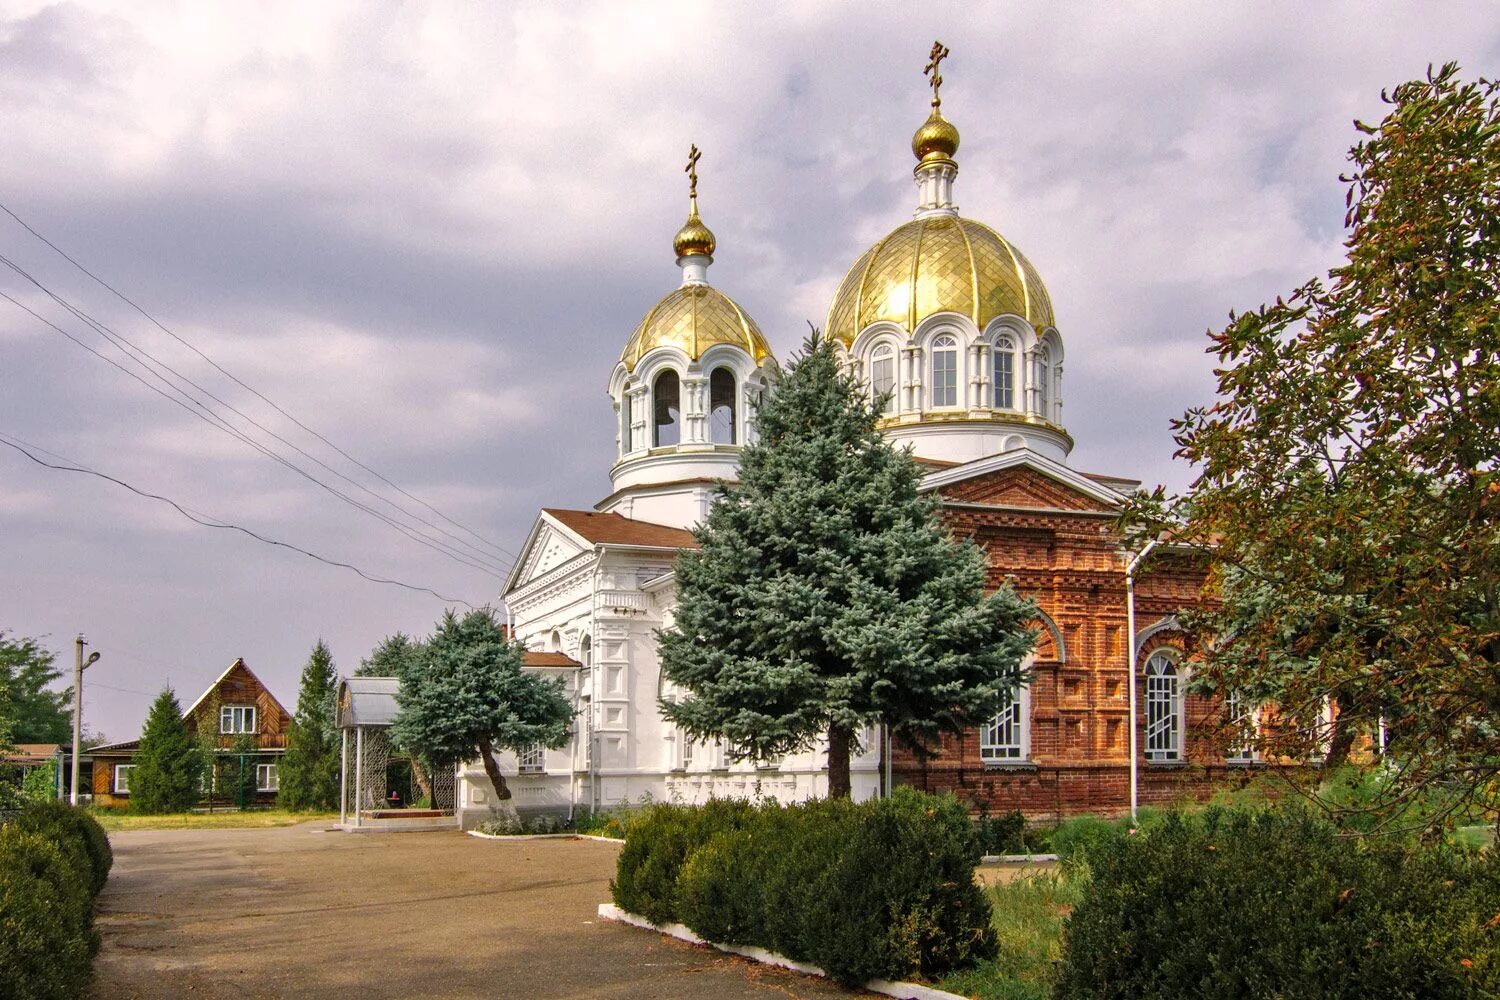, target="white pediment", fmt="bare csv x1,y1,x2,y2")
506,515,591,595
